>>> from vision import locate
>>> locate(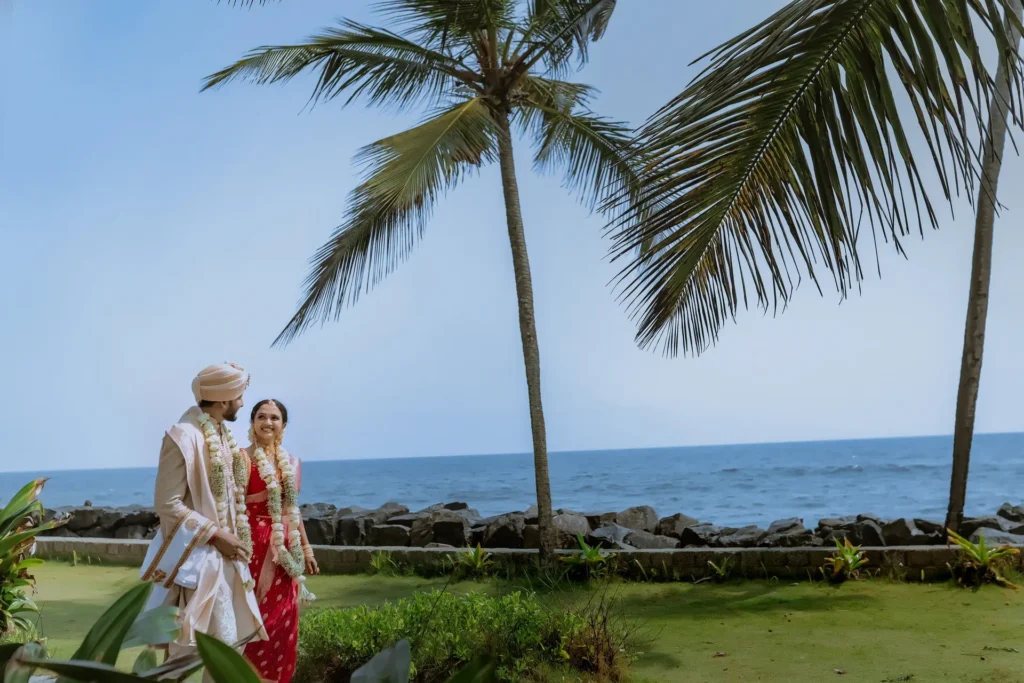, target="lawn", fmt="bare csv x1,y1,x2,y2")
19,563,1024,682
